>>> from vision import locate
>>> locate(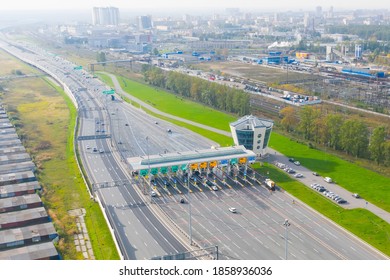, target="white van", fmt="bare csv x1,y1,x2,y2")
324,177,333,183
